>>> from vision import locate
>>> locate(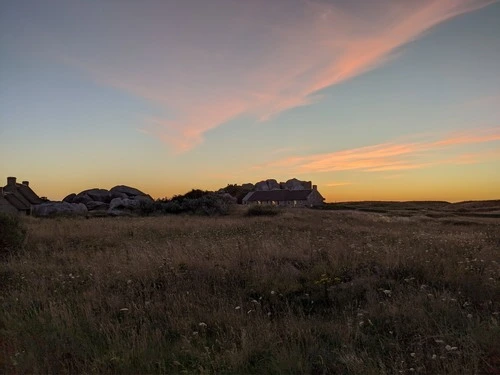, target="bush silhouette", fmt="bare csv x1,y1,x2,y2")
0,213,26,259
